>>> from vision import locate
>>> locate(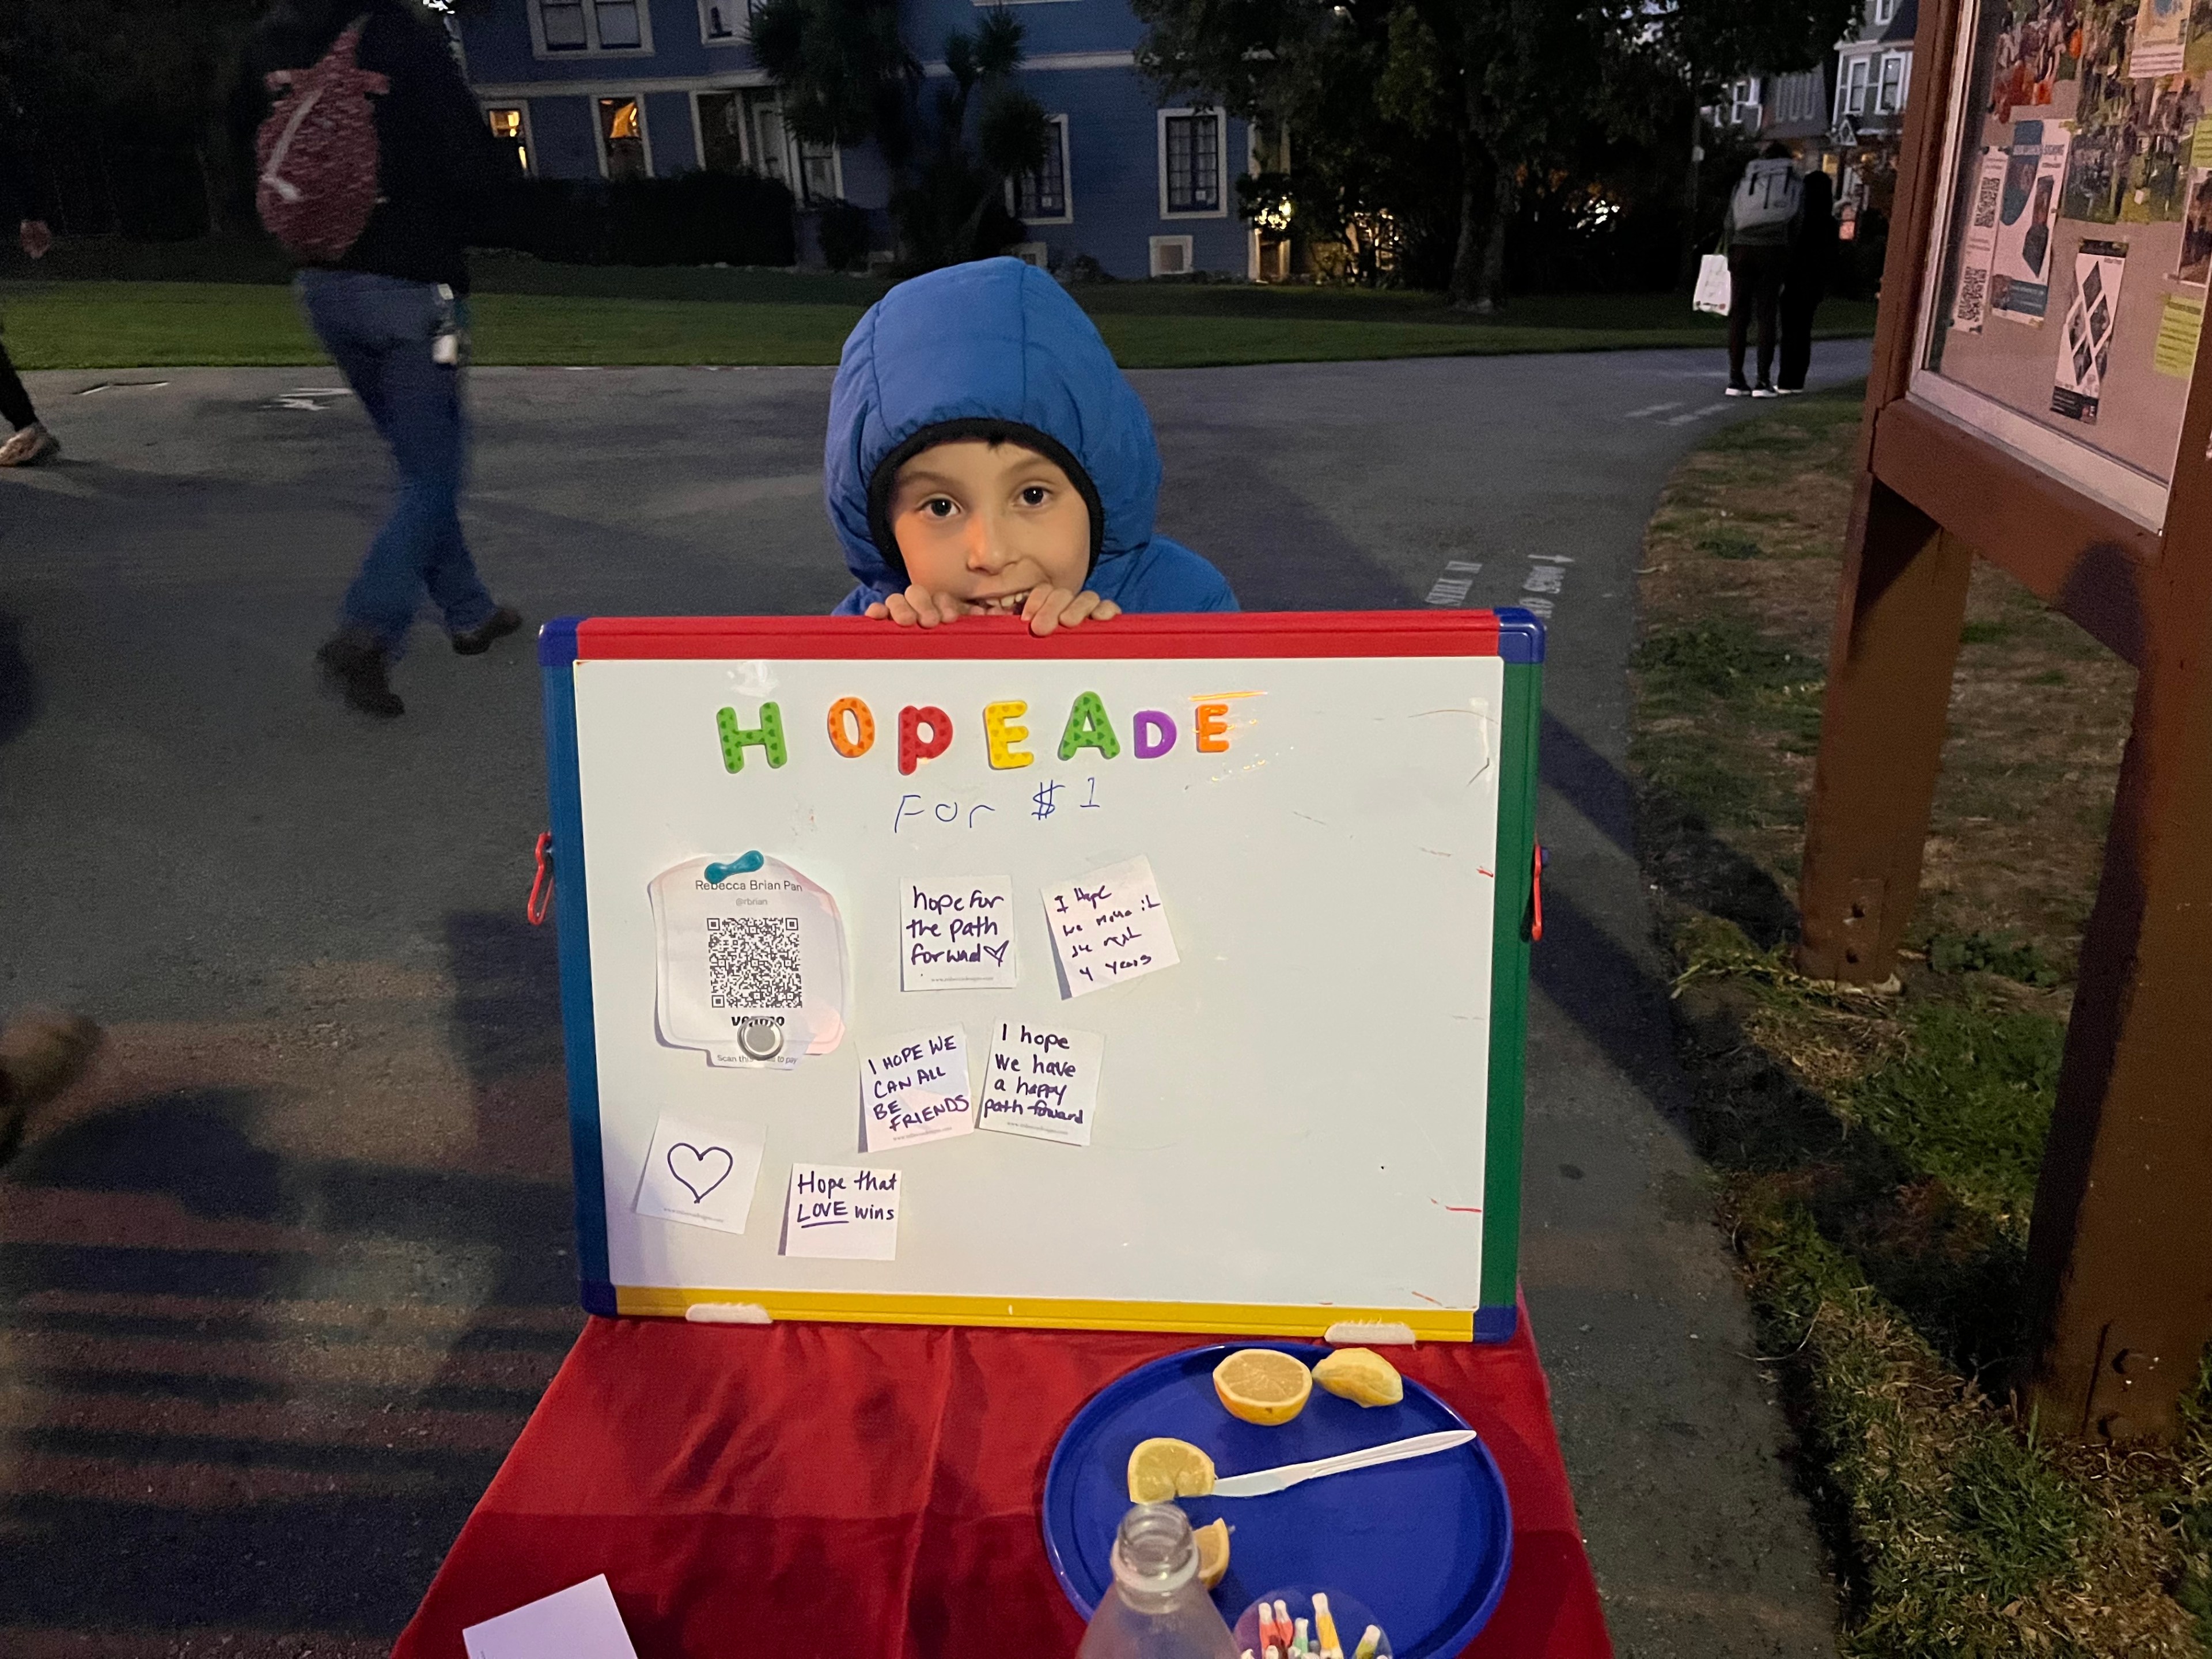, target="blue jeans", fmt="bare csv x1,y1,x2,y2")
298,270,497,652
